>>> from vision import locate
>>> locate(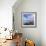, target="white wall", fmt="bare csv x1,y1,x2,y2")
0,0,17,30
13,0,41,46
41,0,46,46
